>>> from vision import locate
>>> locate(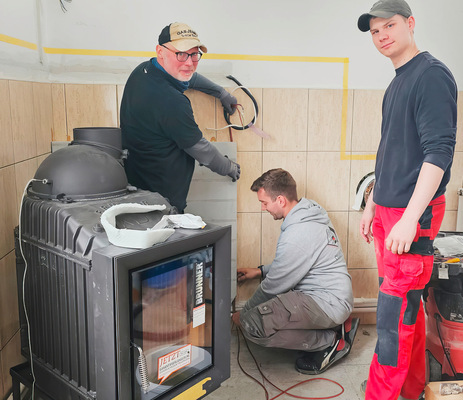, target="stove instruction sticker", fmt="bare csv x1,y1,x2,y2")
193,303,206,328
158,344,192,384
